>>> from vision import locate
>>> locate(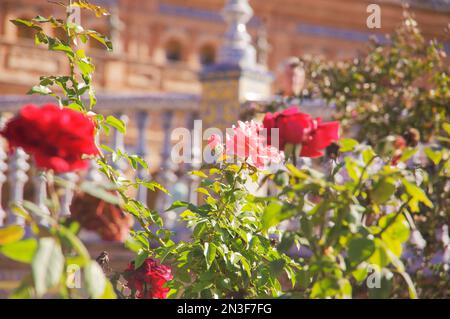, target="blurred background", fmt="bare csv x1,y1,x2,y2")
0,0,449,296
0,0,449,95
1,0,449,170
